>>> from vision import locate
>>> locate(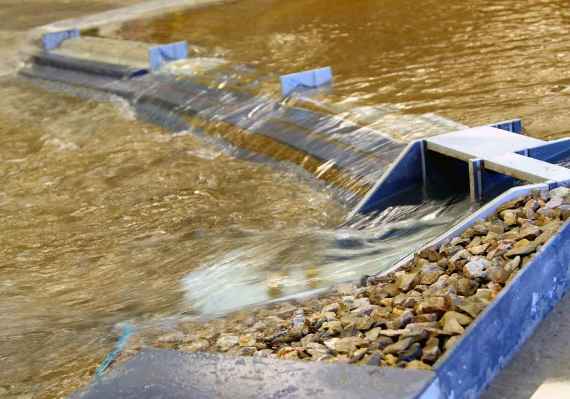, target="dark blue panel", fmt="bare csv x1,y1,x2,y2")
353,141,424,214
490,118,523,134
525,139,570,164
